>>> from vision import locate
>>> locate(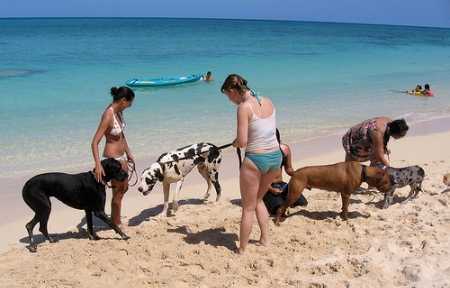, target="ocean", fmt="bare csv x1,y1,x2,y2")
1,18,450,177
